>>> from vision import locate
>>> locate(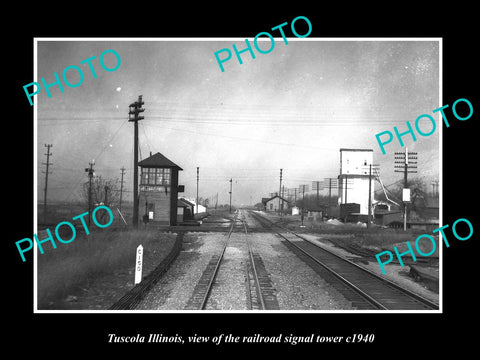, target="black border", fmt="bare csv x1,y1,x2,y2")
7,5,478,355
